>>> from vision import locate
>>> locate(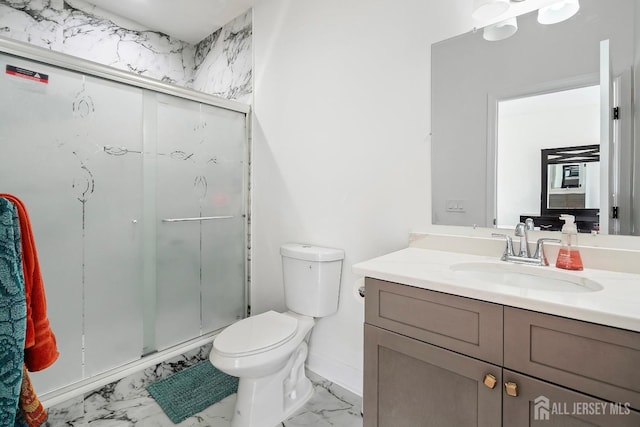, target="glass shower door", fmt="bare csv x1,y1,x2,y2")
0,53,144,392
154,94,246,351
0,47,248,394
